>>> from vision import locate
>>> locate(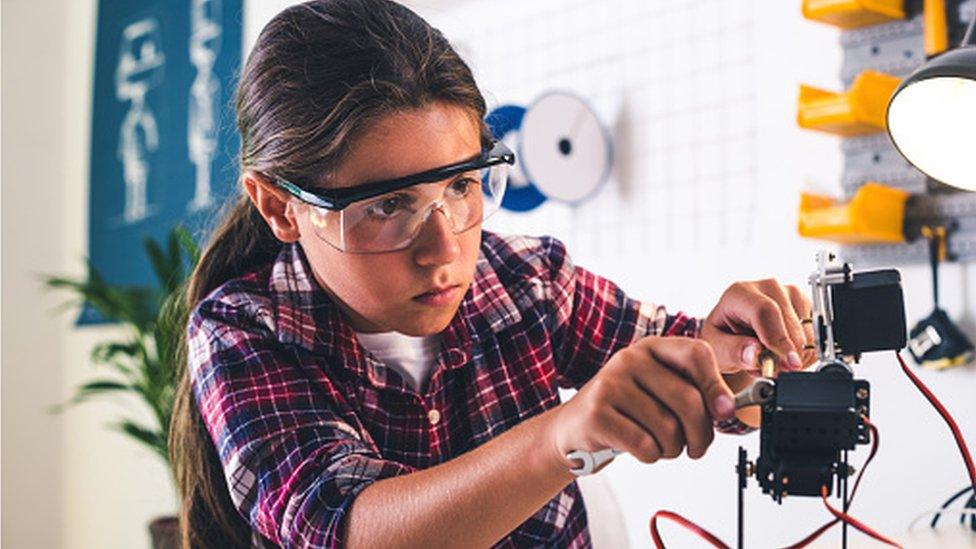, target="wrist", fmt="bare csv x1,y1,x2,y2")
527,406,578,484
